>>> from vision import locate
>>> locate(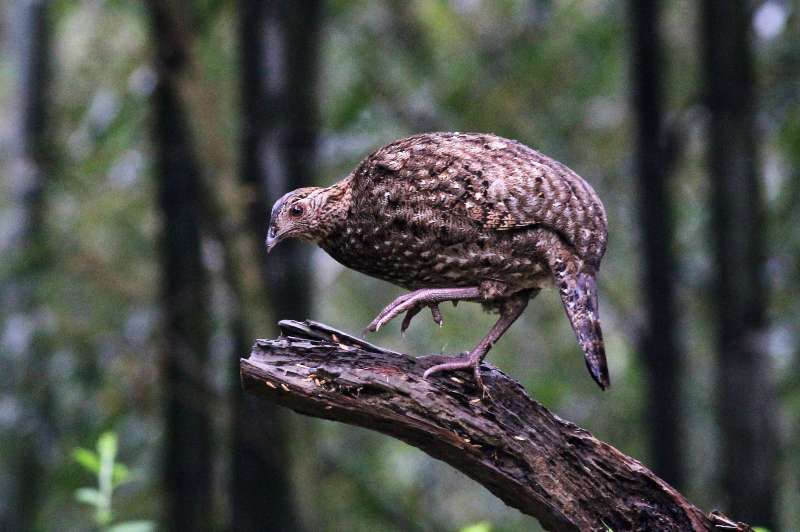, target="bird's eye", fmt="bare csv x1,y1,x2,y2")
289,204,304,217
